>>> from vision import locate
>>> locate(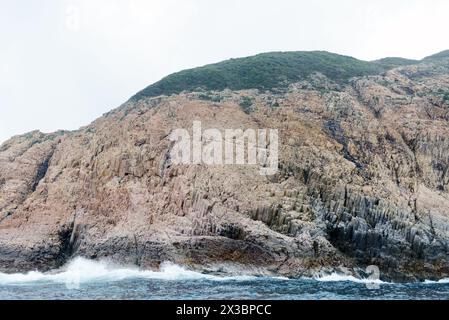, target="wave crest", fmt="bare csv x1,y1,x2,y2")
0,257,255,285
313,273,386,284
